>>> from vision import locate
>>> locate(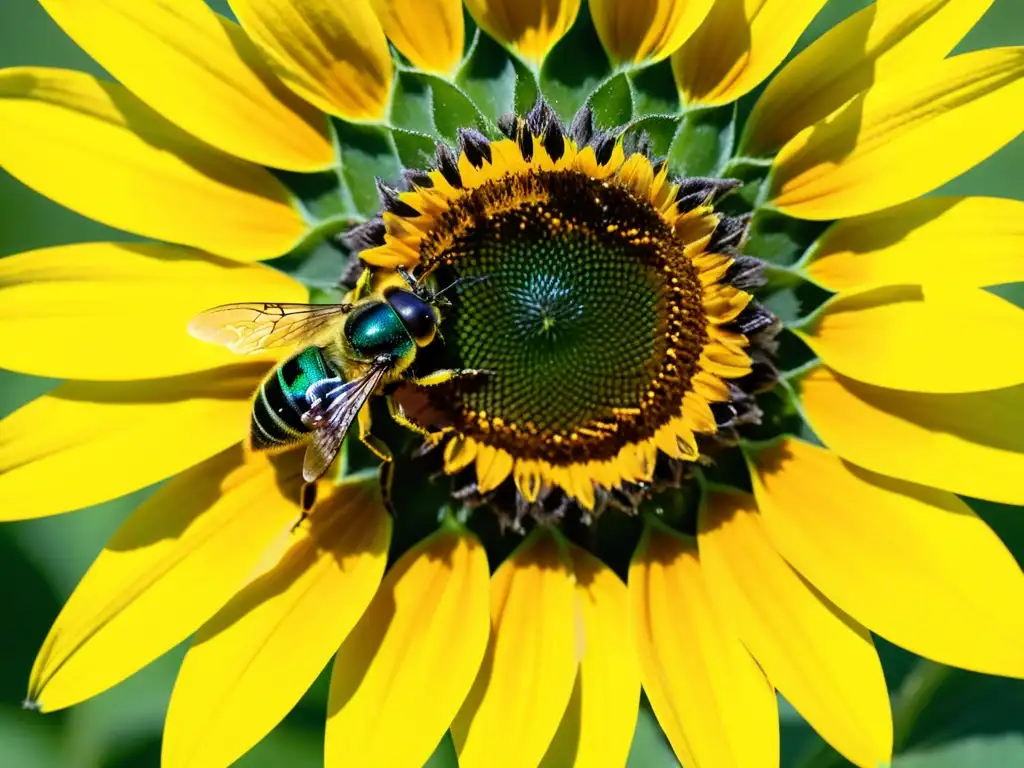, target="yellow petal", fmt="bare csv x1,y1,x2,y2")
673,0,829,107
752,439,1024,679
444,435,478,474
743,0,996,155
0,68,306,261
370,0,464,76
162,473,390,768
452,528,578,768
592,0,713,65
803,196,1024,292
37,0,333,171
475,443,515,493
0,366,264,521
29,447,303,712
795,366,1024,506
228,0,392,121
795,286,1024,394
629,524,779,768
540,546,640,768
699,492,892,768
464,0,581,66
770,48,1024,220
0,243,305,381
326,524,490,768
